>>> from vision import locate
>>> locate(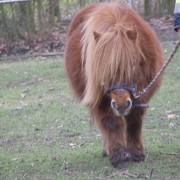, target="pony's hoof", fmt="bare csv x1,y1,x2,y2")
110,149,130,169
111,160,129,169
102,150,108,157
131,152,145,162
